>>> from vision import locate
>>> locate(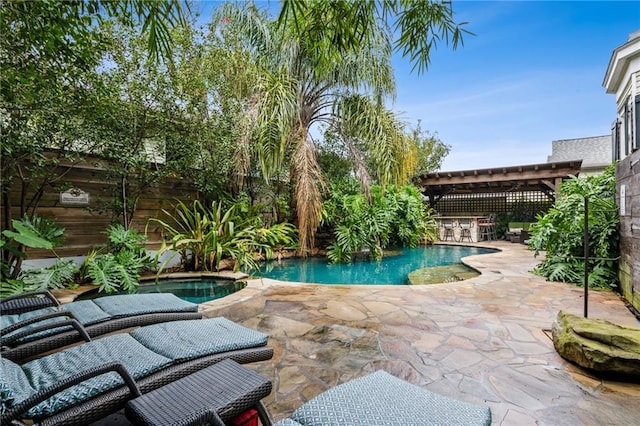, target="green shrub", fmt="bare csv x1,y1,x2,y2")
79,224,152,294
0,215,76,297
323,184,437,263
528,165,618,289
149,199,298,273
